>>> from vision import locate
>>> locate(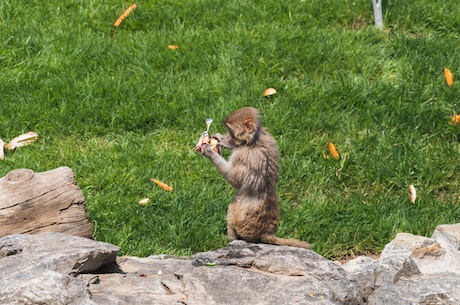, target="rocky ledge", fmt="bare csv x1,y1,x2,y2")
1,223,460,305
